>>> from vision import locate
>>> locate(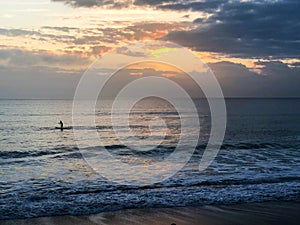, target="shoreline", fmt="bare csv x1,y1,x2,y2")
1,201,300,225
